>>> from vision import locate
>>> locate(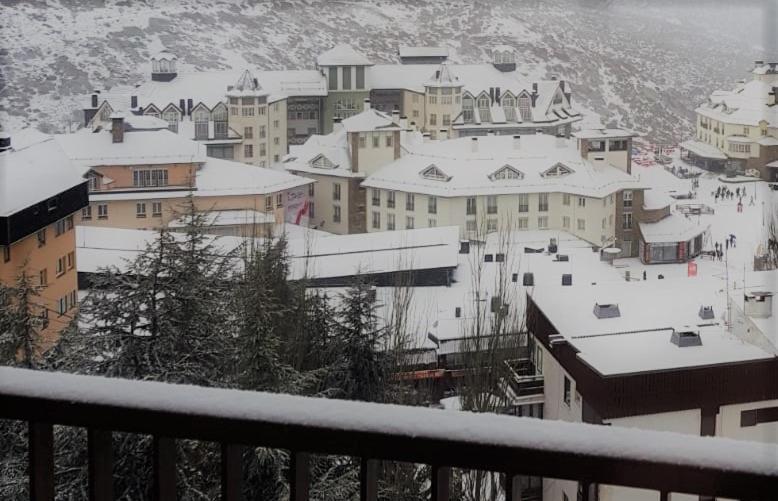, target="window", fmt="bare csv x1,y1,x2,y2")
622,213,633,230
428,196,437,214
406,216,414,229
47,196,58,211
342,66,351,90
518,217,528,229
442,114,450,126
740,406,778,427
609,214,613,227
265,197,273,211
562,216,570,229
259,143,266,157
487,195,498,214
518,194,529,213
37,229,46,247
82,206,92,220
67,251,74,270
623,190,633,208
274,154,280,163
538,216,548,229
428,95,437,105
487,219,498,232
577,219,585,231
578,197,586,208
136,203,147,218
55,218,66,236
621,239,633,257
563,193,570,206
58,297,67,316
387,213,395,230
274,137,280,145
538,193,548,212
56,256,66,277
98,204,108,219
133,169,168,188
2,246,9,263
413,109,419,118
328,67,337,90
406,193,415,211
372,189,380,207
420,165,451,181
490,165,523,180
259,126,266,138
466,197,477,216
88,174,100,191
372,134,380,148
563,376,571,406
152,202,162,217
244,127,253,139
603,197,607,207
258,106,266,116
359,133,367,148
429,114,437,126
276,193,283,208
387,191,396,209
356,66,365,89
386,134,393,147
372,211,381,230
163,109,179,133
602,218,606,230
428,218,437,227
244,144,254,158
333,205,341,223
39,268,47,286
466,220,477,233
